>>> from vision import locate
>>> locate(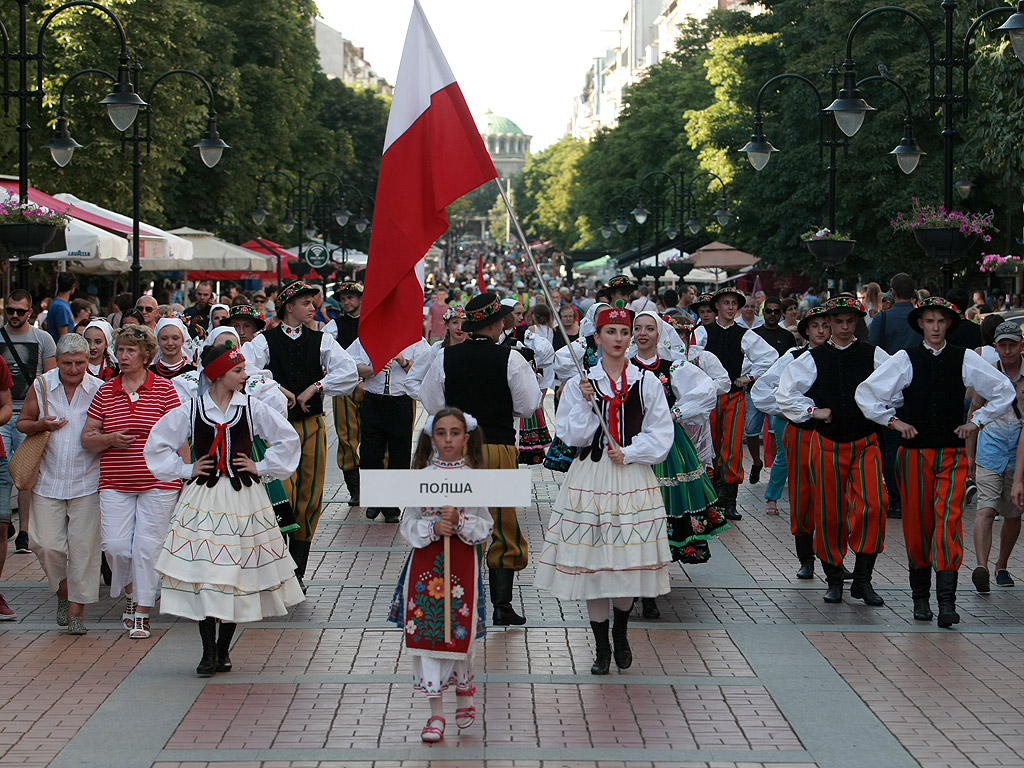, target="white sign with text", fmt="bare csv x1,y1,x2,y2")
359,469,533,508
